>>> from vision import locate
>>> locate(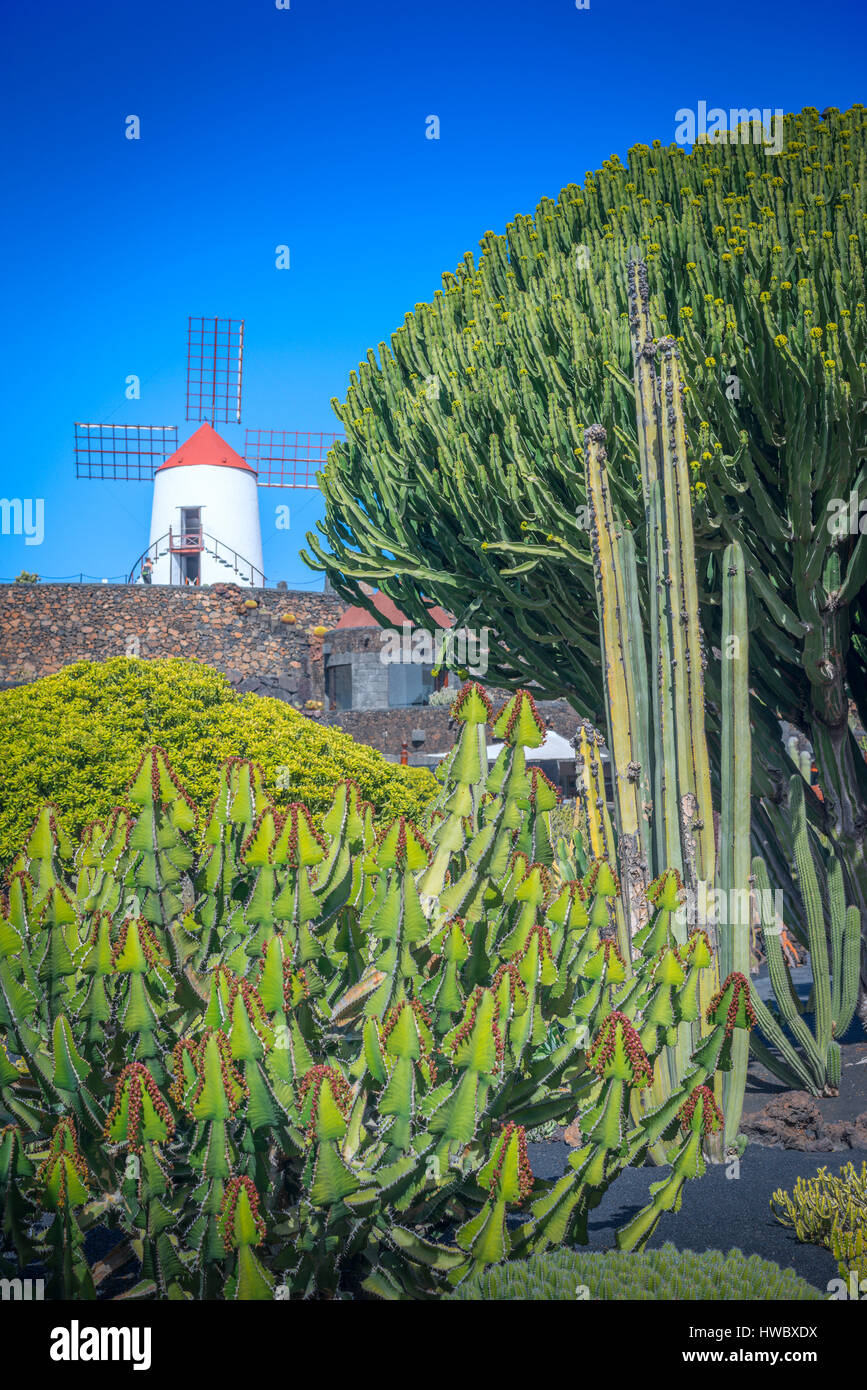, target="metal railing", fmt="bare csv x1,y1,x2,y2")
168,525,204,553
127,532,266,587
